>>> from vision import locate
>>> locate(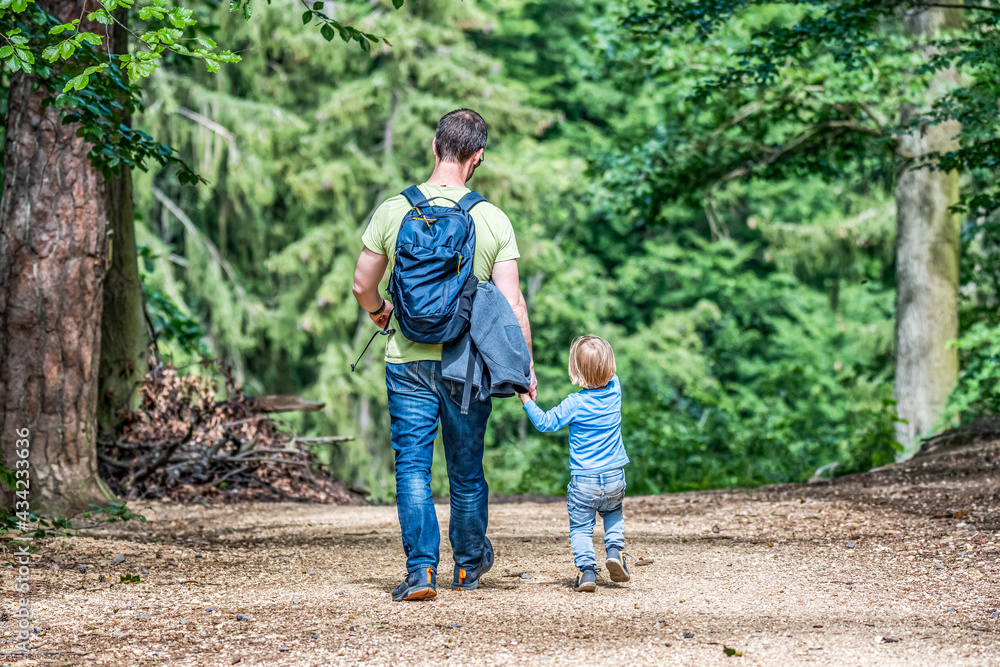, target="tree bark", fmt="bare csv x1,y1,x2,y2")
97,11,149,439
0,0,116,515
894,4,963,458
